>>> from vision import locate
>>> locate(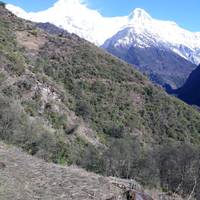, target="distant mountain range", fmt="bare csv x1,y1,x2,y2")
6,0,200,88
